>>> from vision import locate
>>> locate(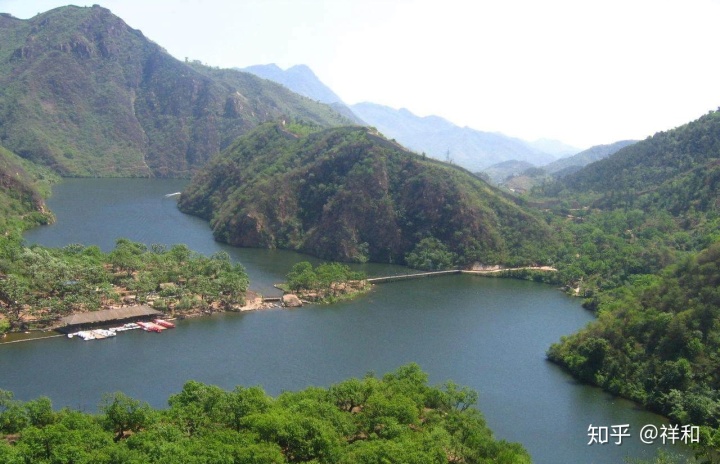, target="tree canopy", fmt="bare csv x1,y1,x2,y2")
0,365,530,463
